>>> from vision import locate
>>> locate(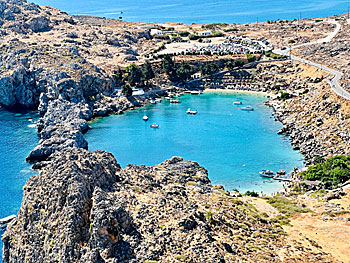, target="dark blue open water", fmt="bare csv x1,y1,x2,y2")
33,0,347,24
